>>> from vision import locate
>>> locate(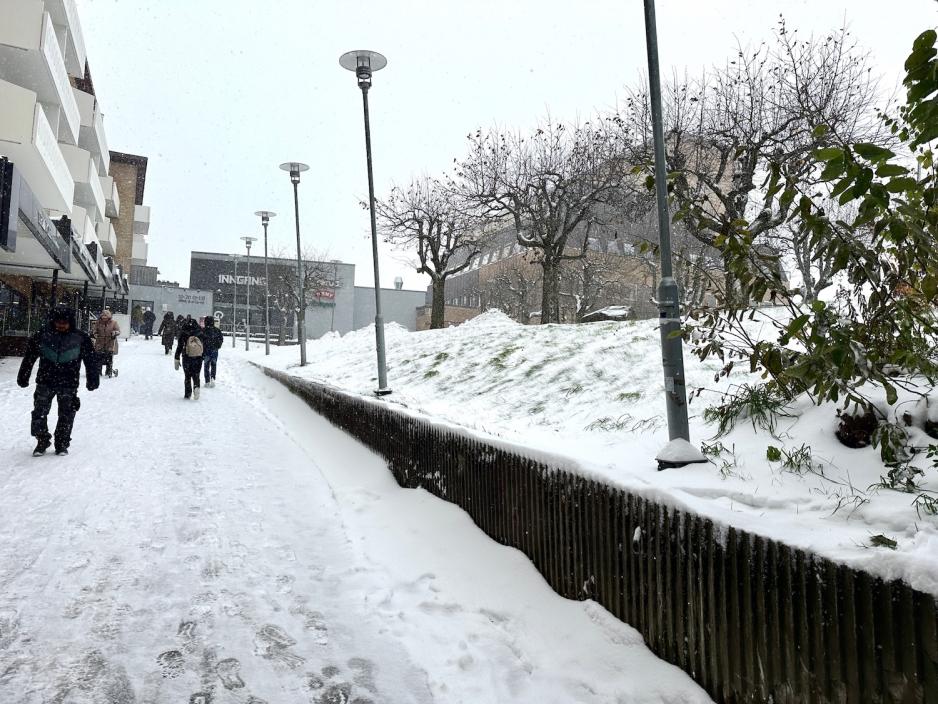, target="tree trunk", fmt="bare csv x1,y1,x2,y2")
540,258,560,324
430,278,446,329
